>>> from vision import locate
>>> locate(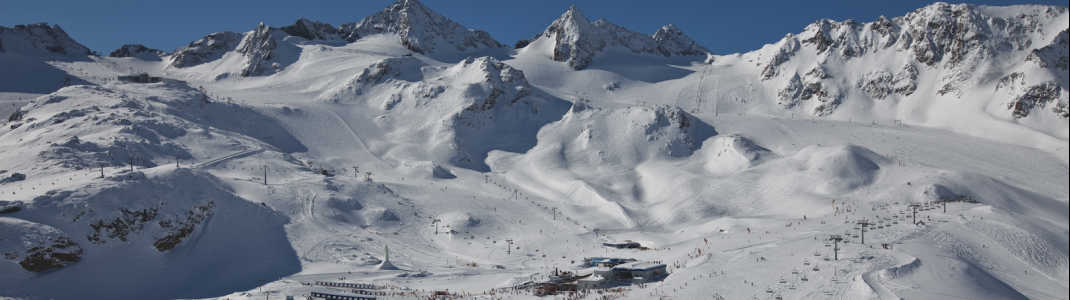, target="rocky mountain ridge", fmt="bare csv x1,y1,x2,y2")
518,5,711,70
109,44,165,58
163,0,502,77
759,3,1068,119
0,23,91,56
